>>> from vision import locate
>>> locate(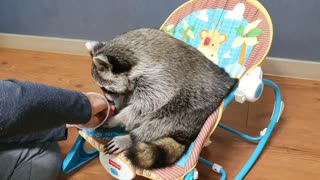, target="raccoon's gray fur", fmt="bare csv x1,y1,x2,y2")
86,28,238,169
